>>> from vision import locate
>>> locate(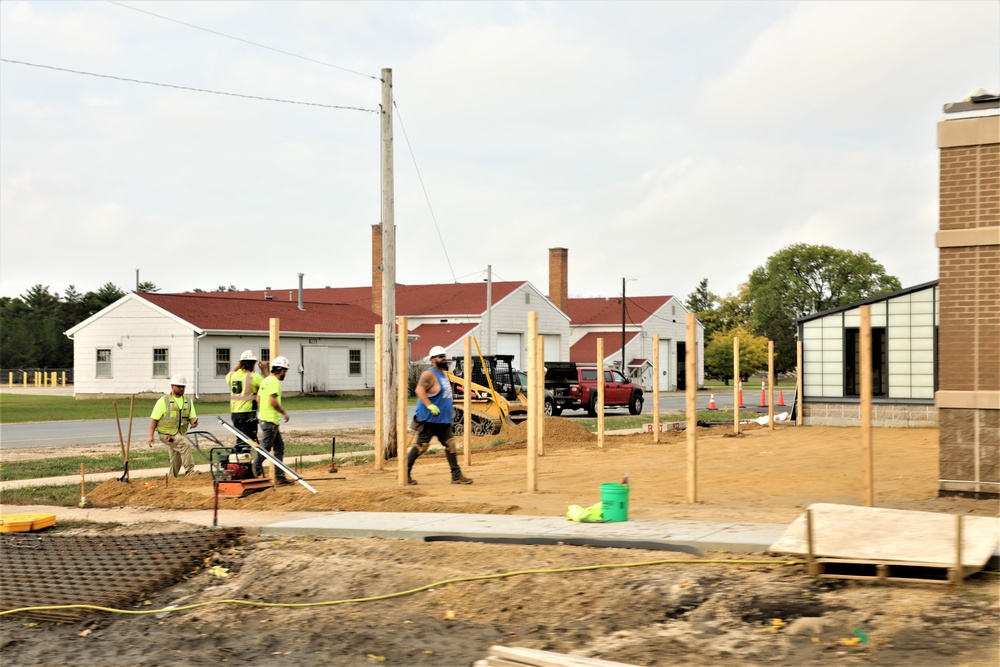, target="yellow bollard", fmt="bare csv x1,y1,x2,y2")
51,371,57,386
62,371,67,386
35,371,40,387
7,372,11,388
